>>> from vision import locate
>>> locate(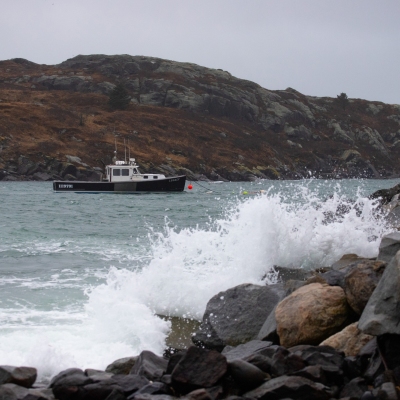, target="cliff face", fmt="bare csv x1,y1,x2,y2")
0,55,399,181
